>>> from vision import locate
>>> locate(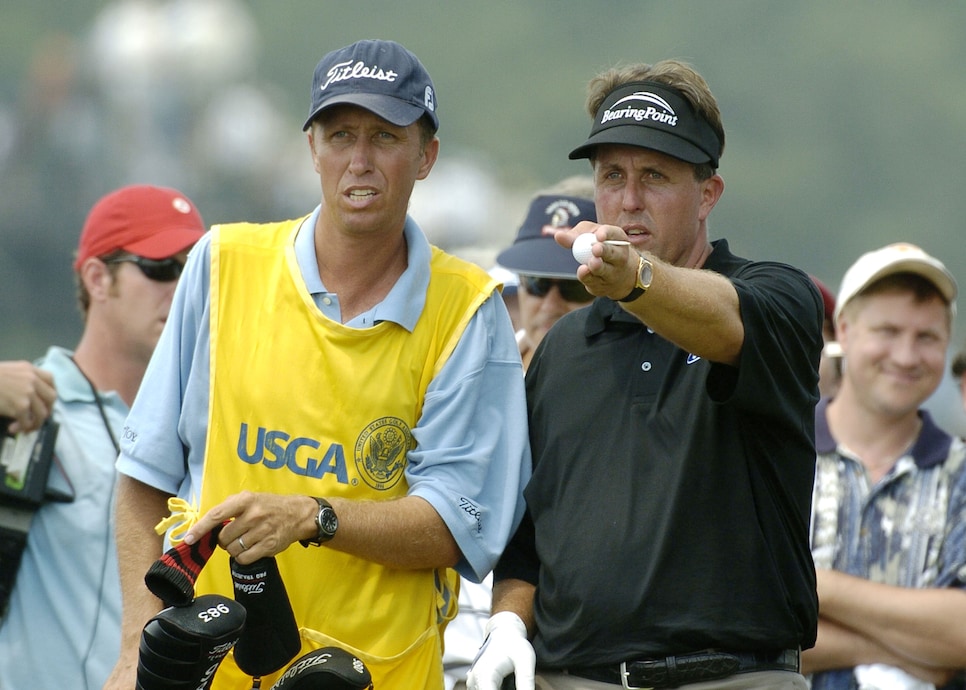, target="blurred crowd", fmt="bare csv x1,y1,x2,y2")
0,0,524,360
3,12,966,690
